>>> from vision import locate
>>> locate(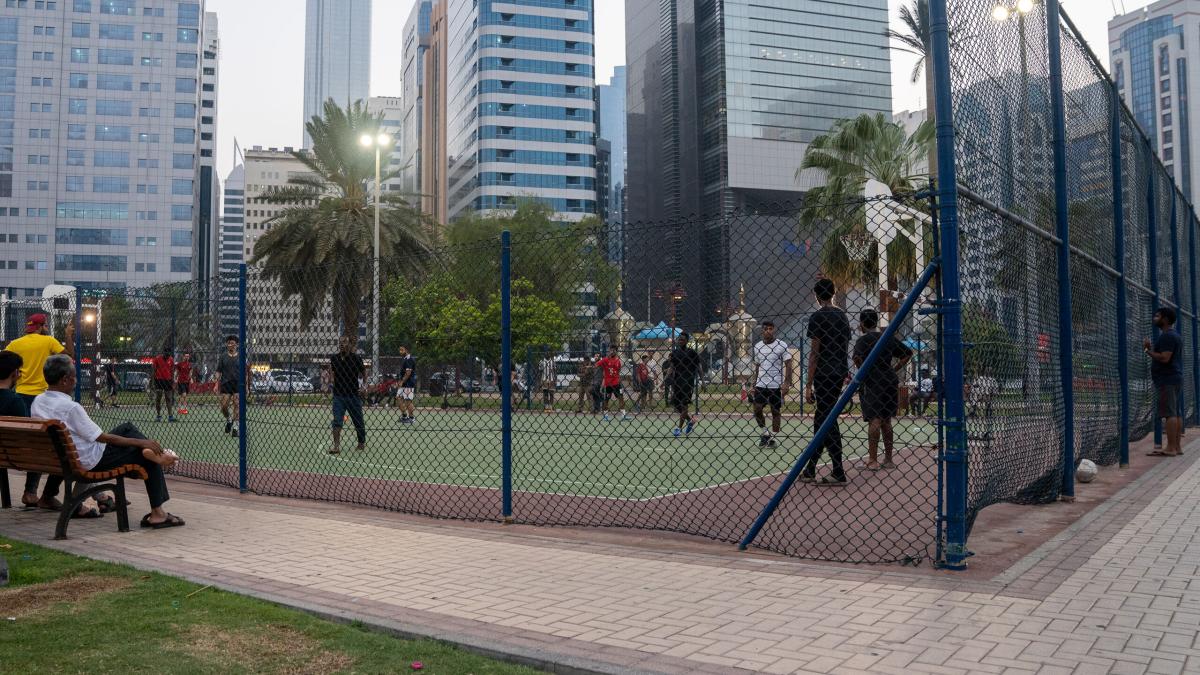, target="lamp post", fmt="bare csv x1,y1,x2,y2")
360,131,393,383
